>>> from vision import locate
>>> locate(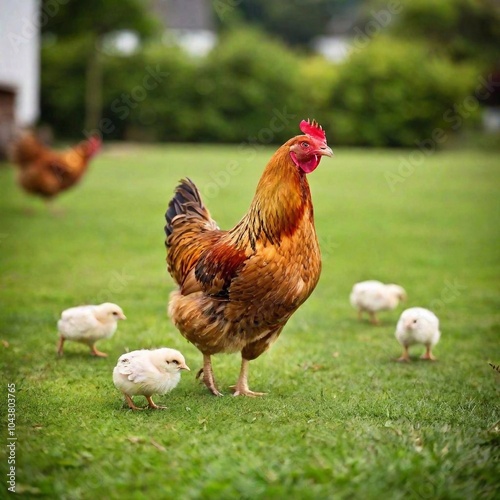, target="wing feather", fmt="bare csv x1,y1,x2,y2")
116,351,156,383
